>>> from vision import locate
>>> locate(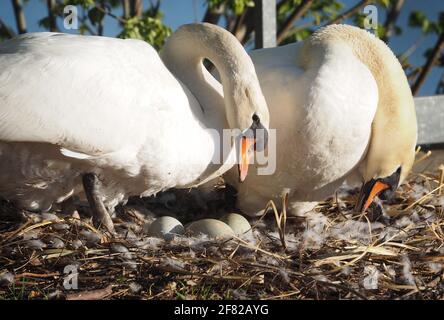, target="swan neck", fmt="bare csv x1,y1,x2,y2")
160,23,255,125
